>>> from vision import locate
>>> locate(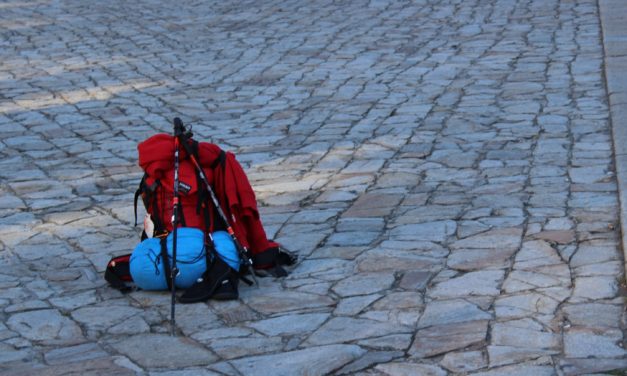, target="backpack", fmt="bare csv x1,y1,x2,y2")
105,124,296,293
